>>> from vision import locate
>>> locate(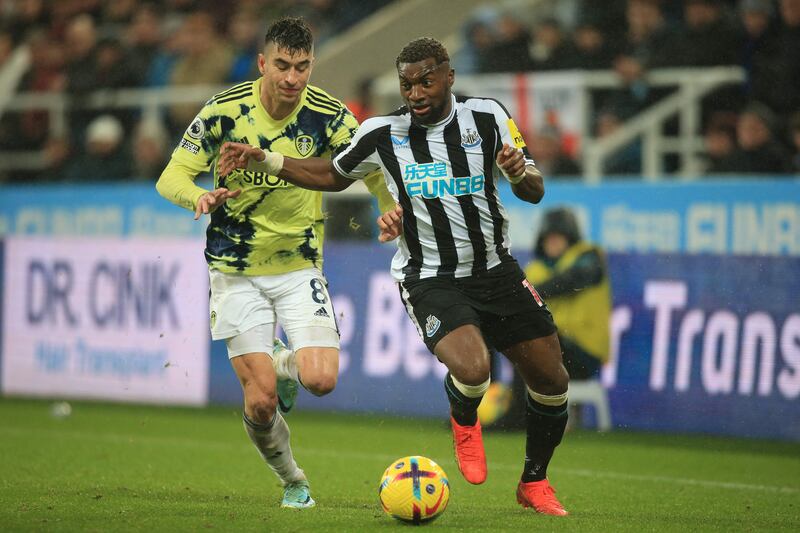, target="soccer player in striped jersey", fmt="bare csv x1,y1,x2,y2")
218,37,572,517
156,17,393,509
